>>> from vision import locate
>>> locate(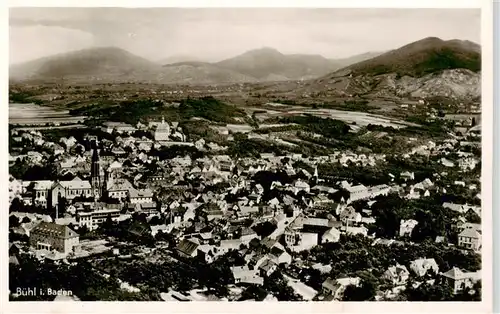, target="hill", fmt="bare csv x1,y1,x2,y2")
158,54,203,65
341,37,481,78
215,47,341,81
158,62,257,84
10,47,159,81
292,38,481,100
332,51,385,68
